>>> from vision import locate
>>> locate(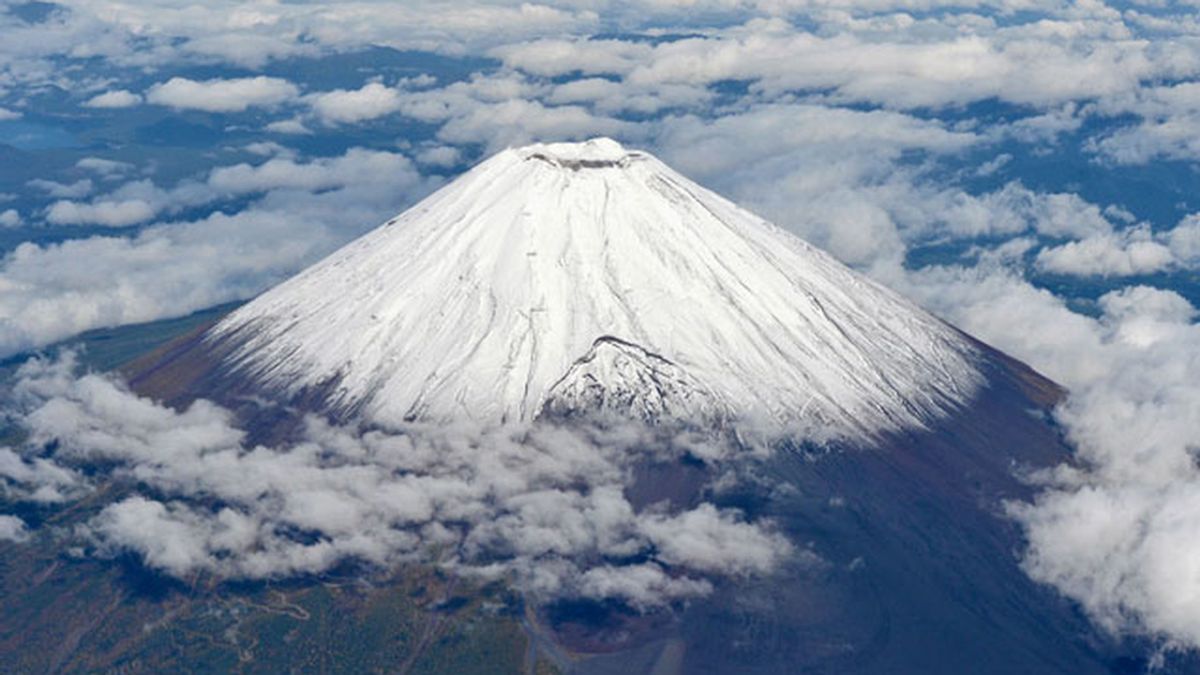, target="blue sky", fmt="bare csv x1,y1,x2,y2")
2,0,1200,650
